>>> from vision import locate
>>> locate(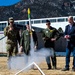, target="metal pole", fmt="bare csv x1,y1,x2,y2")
15,62,45,75
33,62,45,75
15,62,33,75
